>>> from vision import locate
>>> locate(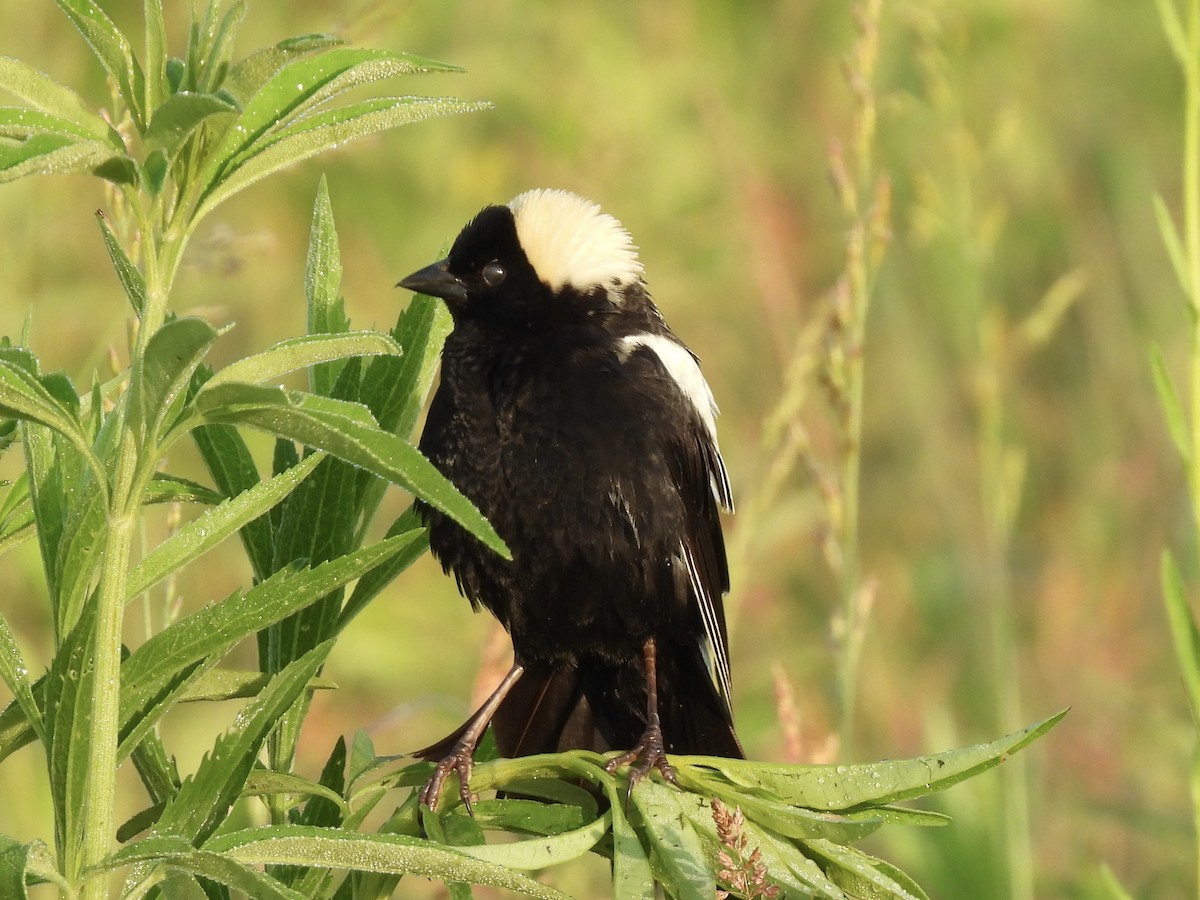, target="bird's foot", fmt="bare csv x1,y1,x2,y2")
420,742,476,814
605,721,678,793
